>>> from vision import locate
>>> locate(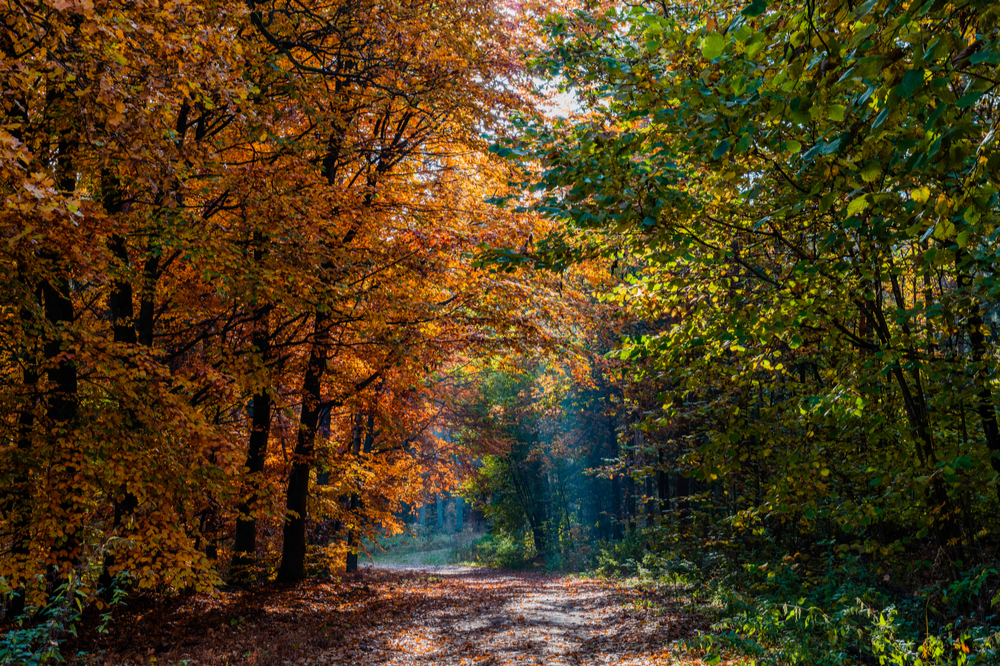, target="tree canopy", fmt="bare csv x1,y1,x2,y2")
4,0,1000,663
